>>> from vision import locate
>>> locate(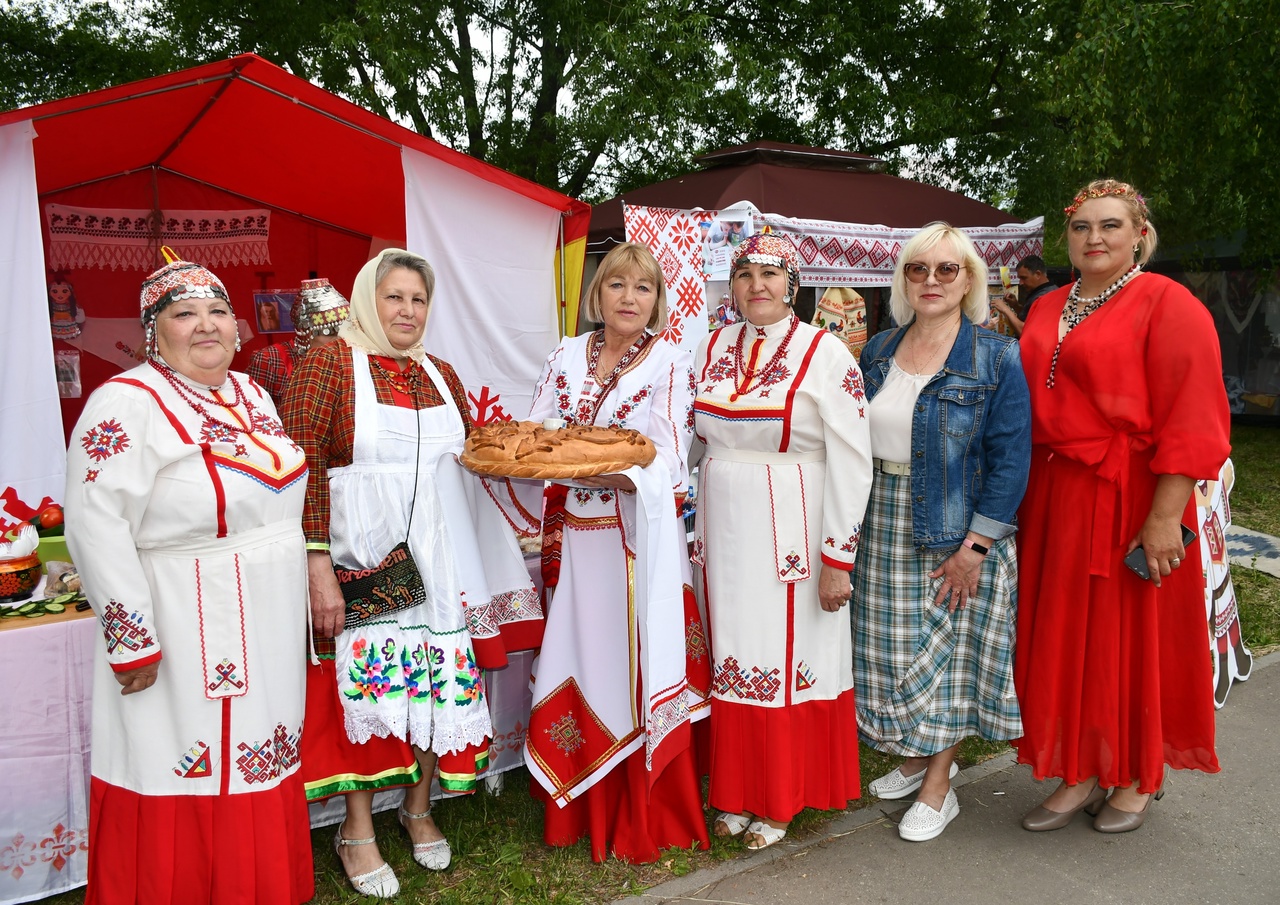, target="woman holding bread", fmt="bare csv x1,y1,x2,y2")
524,242,711,862
692,232,874,849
